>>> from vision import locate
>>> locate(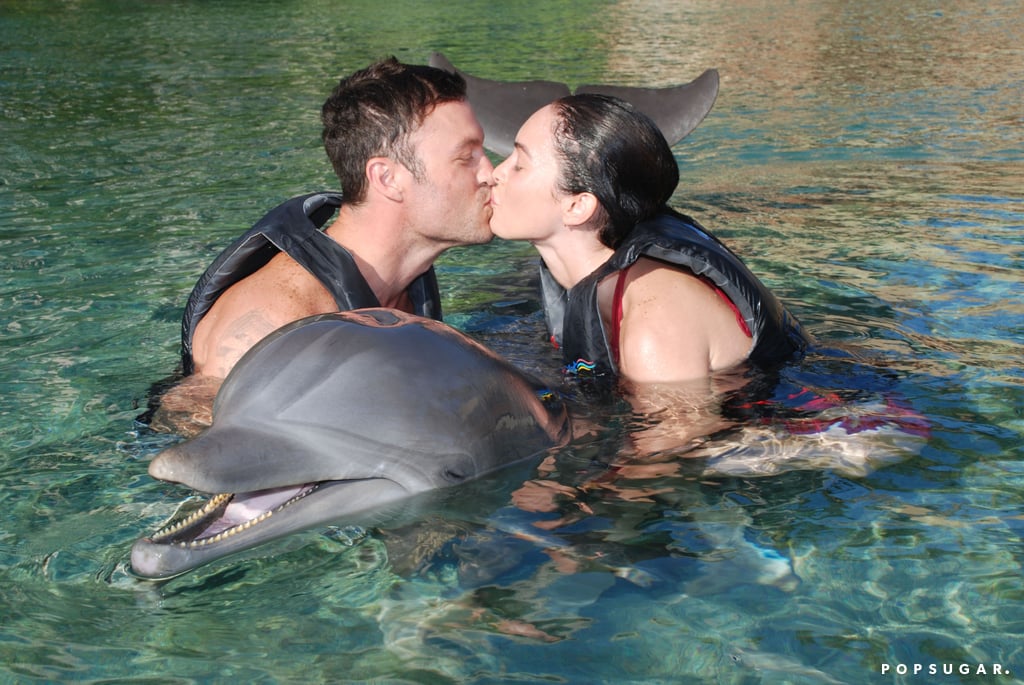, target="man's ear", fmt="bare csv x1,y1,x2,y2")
561,192,600,227
366,157,404,201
